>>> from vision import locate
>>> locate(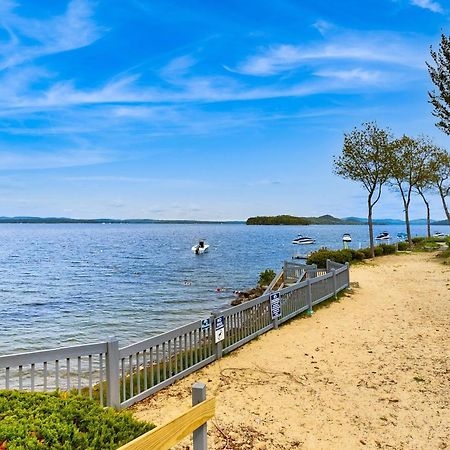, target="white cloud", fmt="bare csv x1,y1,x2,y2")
315,68,383,83
0,0,103,71
312,19,334,35
410,0,444,13
0,148,113,170
160,55,197,80
227,32,426,76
